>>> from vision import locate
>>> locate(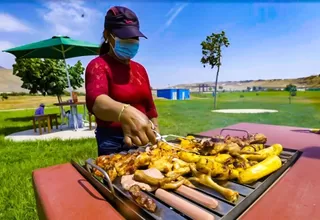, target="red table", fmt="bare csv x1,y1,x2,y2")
32,123,320,220
33,163,124,220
